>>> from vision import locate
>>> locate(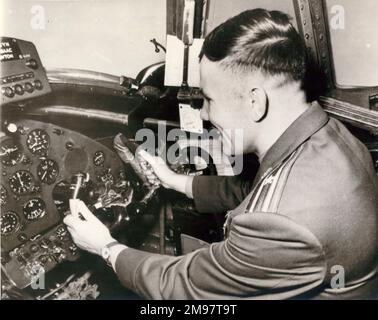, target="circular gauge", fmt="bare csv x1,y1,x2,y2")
0,138,22,166
23,198,46,221
98,170,114,184
93,151,105,166
1,211,20,236
1,185,8,206
9,170,34,195
26,129,50,155
56,226,69,241
37,159,59,184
